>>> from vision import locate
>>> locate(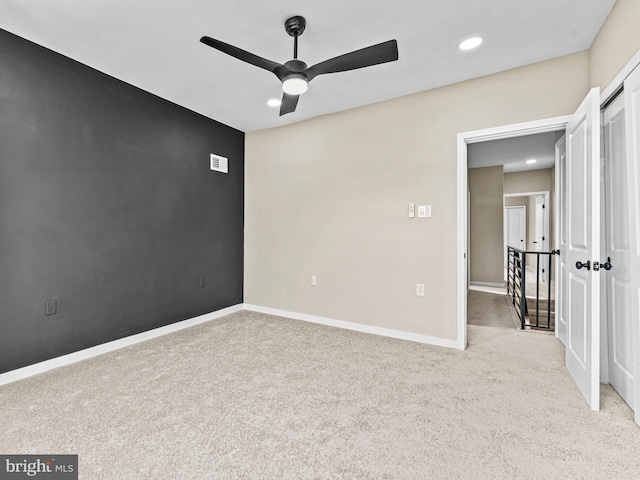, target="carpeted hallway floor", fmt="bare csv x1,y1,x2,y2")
1,310,639,479
467,289,518,329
